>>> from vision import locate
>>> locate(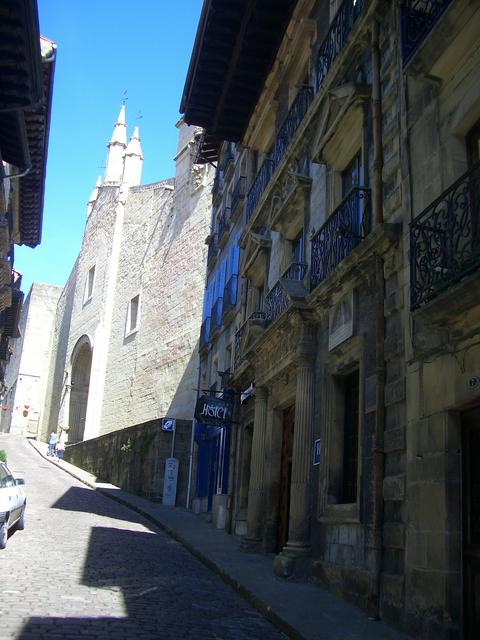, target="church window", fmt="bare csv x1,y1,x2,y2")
126,295,140,336
84,266,95,303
